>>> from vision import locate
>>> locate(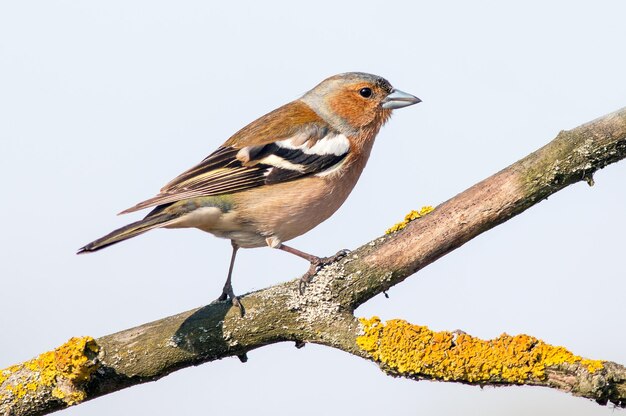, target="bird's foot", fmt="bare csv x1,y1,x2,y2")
217,286,245,317
298,249,350,294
